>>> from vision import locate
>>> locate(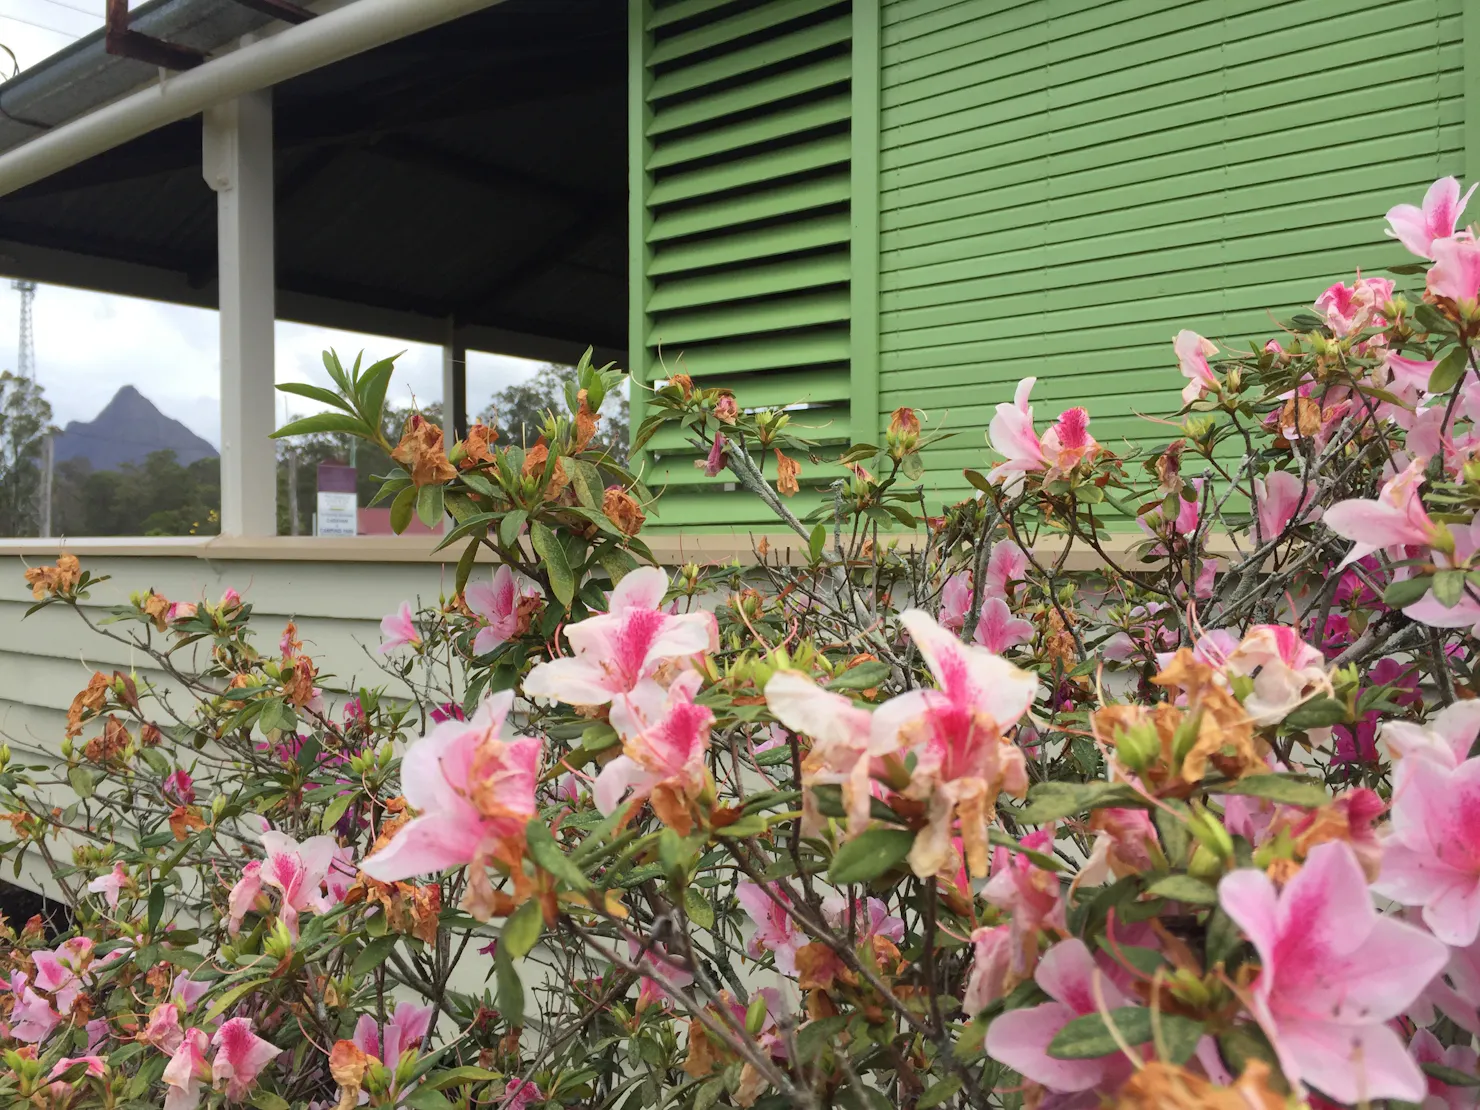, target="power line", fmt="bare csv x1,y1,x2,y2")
32,0,102,18
0,11,81,36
